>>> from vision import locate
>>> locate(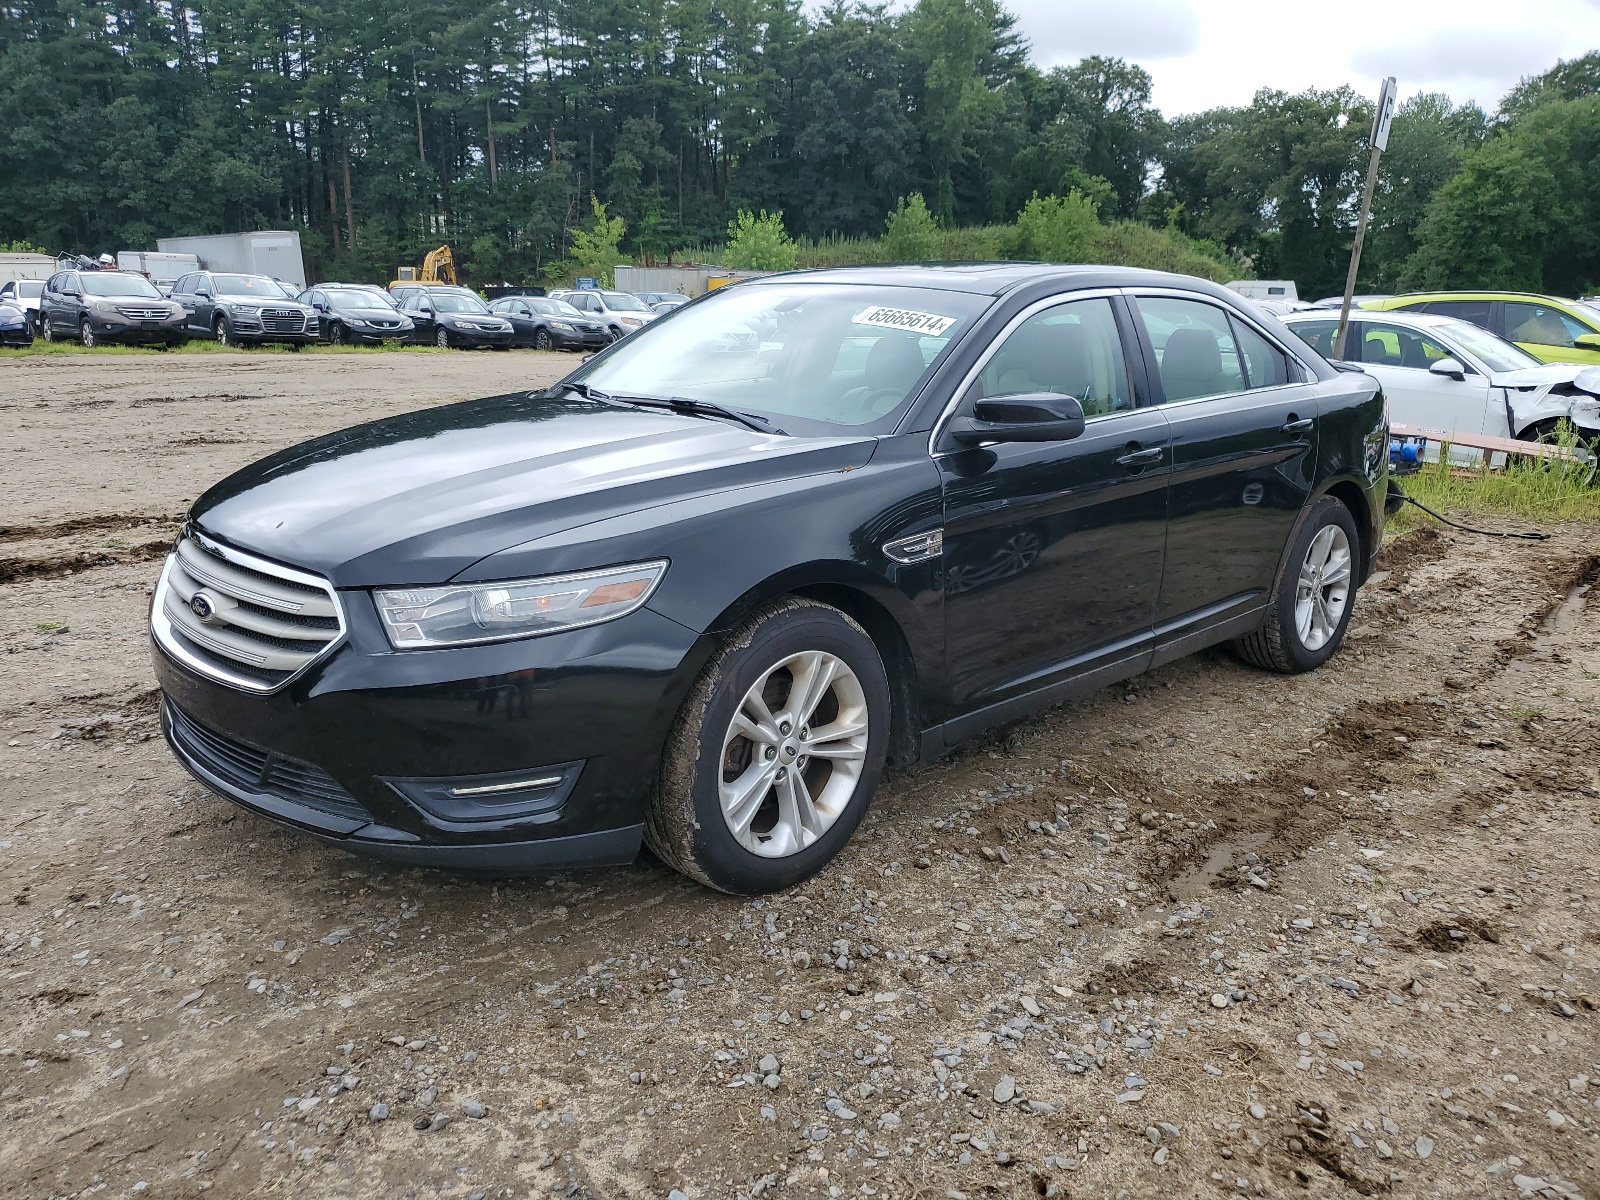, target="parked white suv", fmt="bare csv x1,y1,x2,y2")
548,289,658,341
